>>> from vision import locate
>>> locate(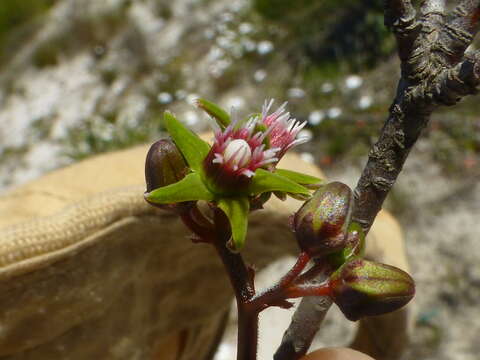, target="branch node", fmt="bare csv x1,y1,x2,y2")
371,176,395,191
